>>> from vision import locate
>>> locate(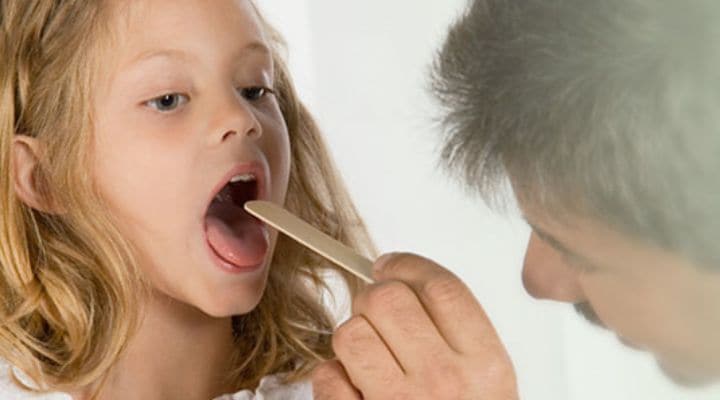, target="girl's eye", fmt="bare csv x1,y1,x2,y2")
146,93,189,112
240,87,274,102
